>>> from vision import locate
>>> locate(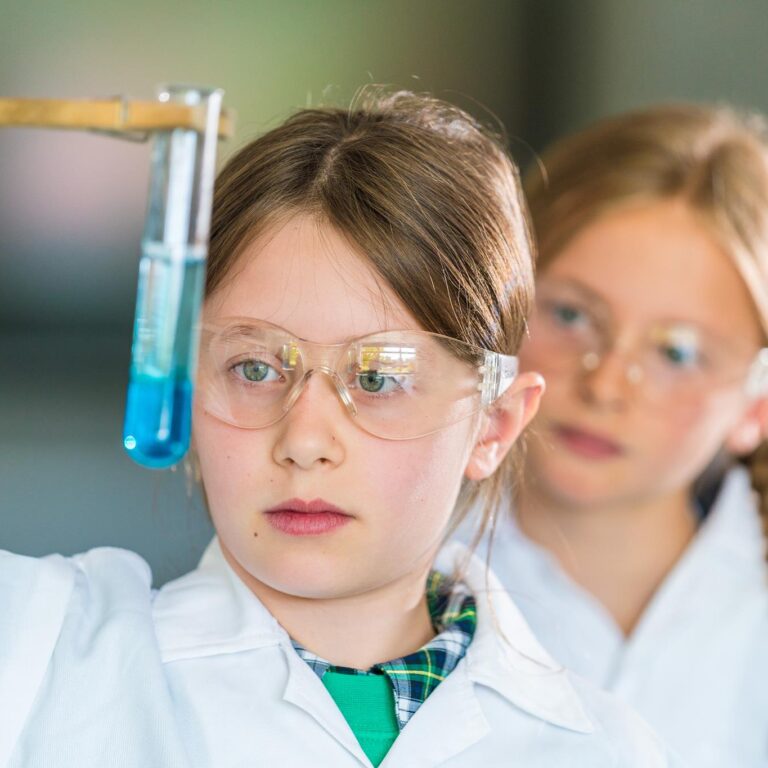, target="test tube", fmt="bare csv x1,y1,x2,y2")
123,85,223,469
